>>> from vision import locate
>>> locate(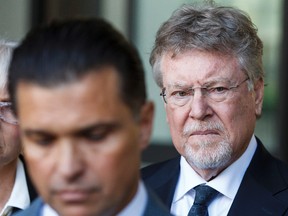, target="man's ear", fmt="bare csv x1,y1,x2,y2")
254,78,264,118
139,101,154,151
